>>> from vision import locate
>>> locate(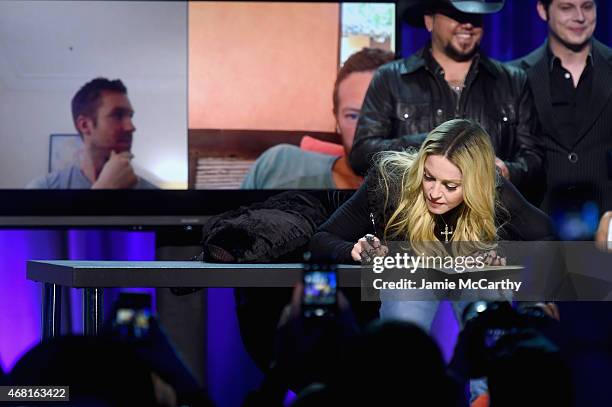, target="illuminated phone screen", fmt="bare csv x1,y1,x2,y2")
303,271,337,306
